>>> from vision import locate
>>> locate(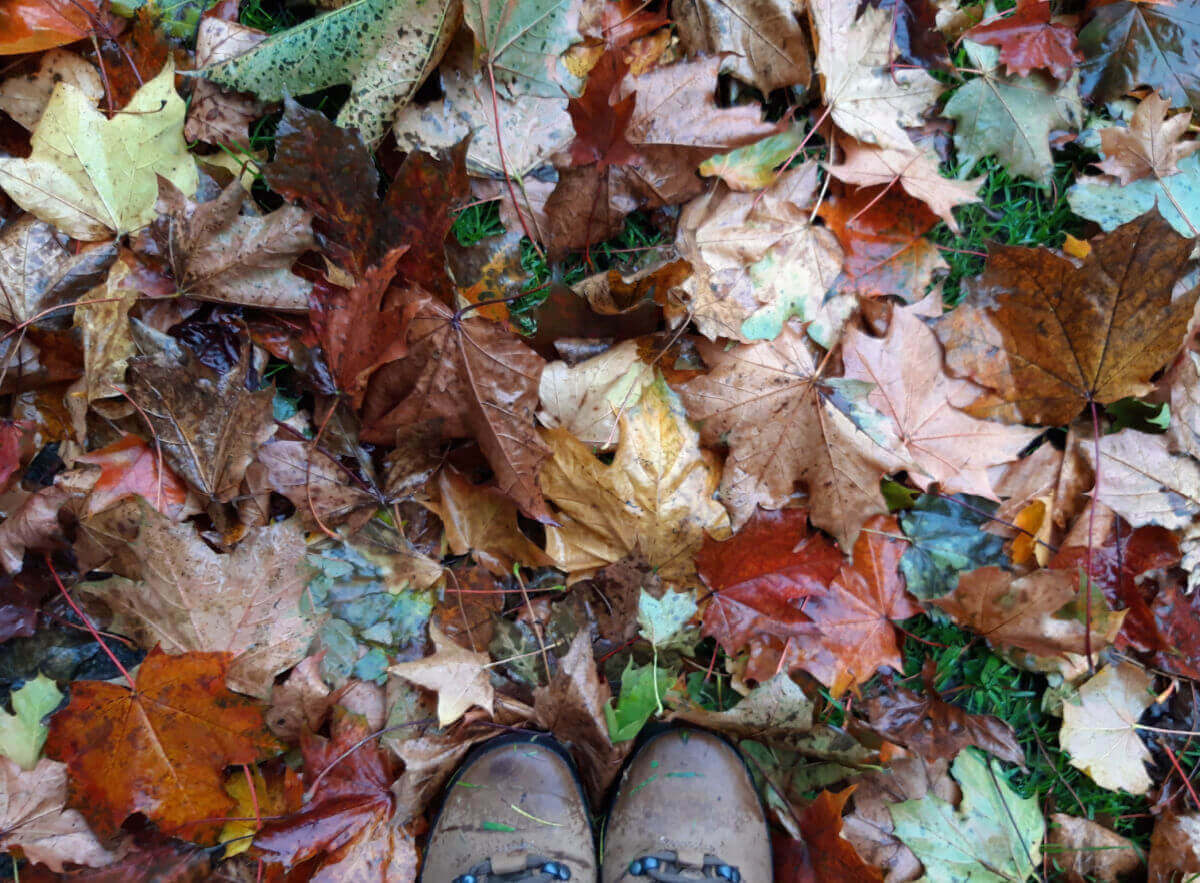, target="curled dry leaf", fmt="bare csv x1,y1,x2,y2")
539,376,731,583
78,502,315,699
799,787,885,883
258,439,379,533
0,215,116,328
937,211,1200,426
1059,661,1155,795
44,647,281,843
669,673,814,740
1148,813,1200,883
